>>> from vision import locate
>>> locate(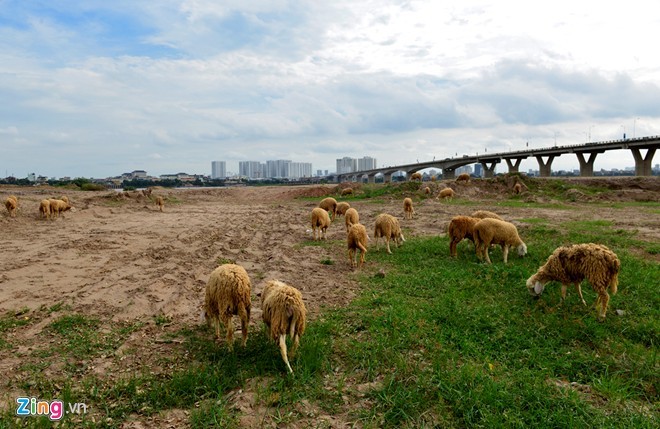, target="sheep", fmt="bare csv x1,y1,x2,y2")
424,186,431,195
347,223,368,268
456,173,470,183
39,199,51,220
438,187,455,201
526,243,620,320
473,218,527,264
311,207,331,240
155,196,164,212
340,187,353,196
410,172,423,181
5,196,18,218
261,280,307,374
60,196,70,204
513,182,523,194
447,216,480,257
335,201,351,218
204,264,252,350
48,199,72,218
318,197,338,221
470,210,504,221
344,207,359,232
403,197,415,220
374,213,405,254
